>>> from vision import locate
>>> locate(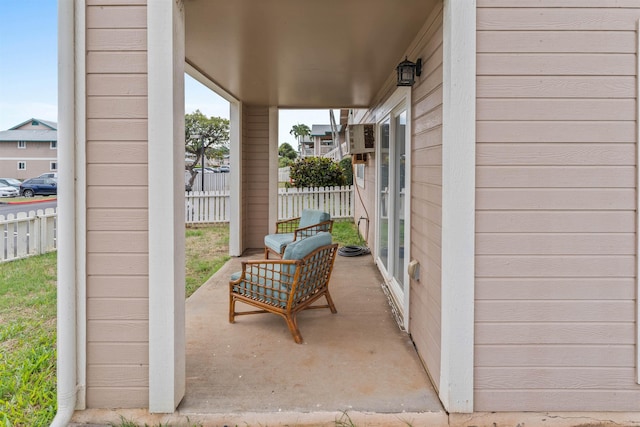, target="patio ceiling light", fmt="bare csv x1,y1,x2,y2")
396,57,422,87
